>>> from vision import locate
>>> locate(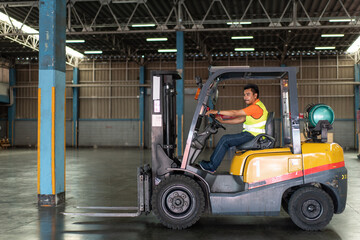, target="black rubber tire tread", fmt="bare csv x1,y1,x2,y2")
288,186,334,231
152,175,205,230
282,198,289,214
